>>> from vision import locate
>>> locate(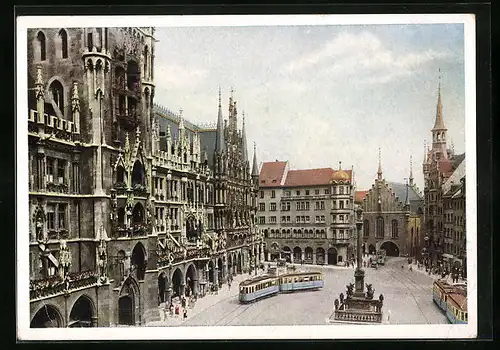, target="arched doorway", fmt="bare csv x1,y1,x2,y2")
132,203,145,225
227,255,233,277
293,246,302,263
304,247,313,264
119,296,133,325
118,277,139,326
31,305,63,328
380,241,400,257
185,264,197,297
282,246,292,263
158,272,167,304
316,248,325,265
69,295,94,327
368,244,376,255
131,160,145,186
208,260,215,283
172,268,183,299
327,248,338,265
217,258,223,283
131,243,146,280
